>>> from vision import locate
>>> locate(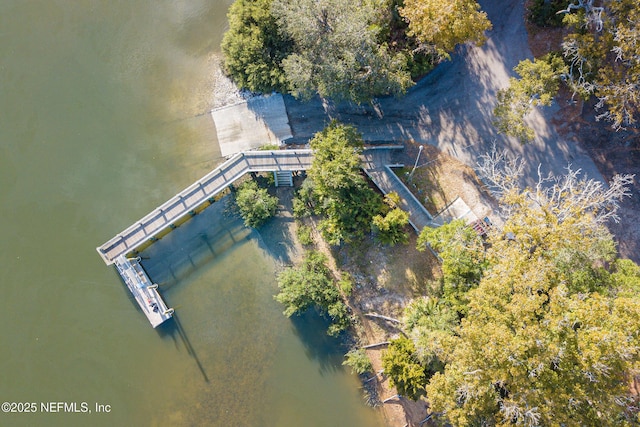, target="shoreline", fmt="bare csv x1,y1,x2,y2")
257,177,437,426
